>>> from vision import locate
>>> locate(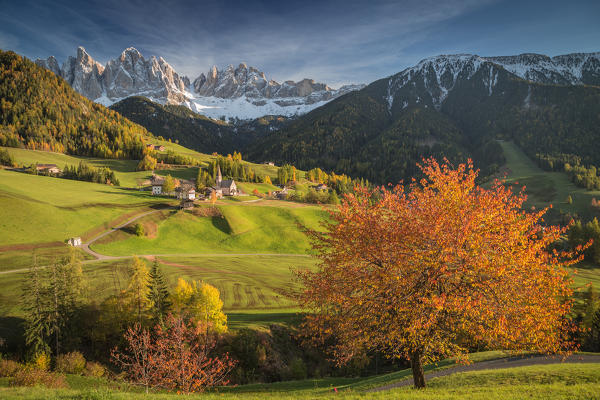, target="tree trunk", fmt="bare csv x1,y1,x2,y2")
411,350,426,389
